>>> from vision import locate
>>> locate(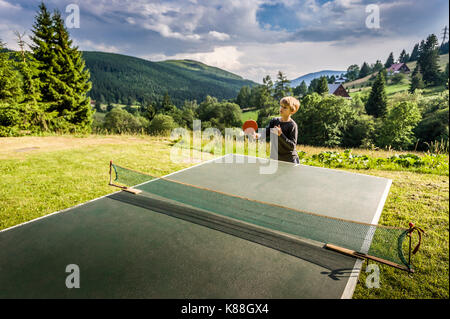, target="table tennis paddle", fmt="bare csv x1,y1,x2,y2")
242,120,258,135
